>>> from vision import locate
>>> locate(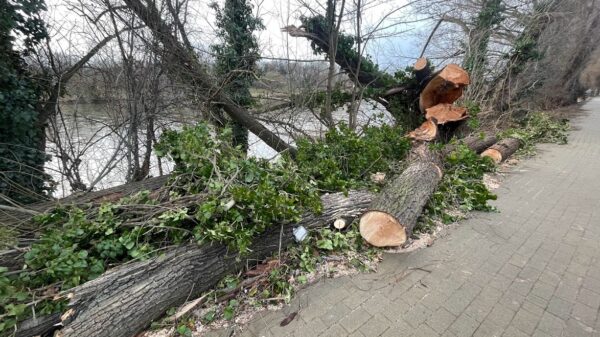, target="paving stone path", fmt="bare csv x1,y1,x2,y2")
211,99,600,337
